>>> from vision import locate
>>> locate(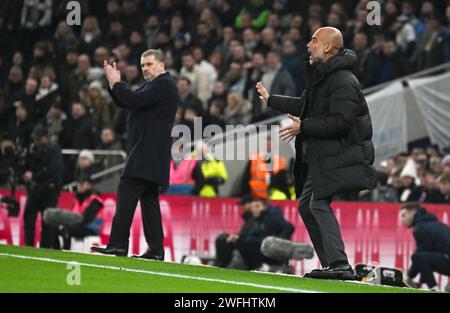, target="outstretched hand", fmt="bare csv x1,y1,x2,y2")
279,114,301,143
103,60,121,87
256,81,269,104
